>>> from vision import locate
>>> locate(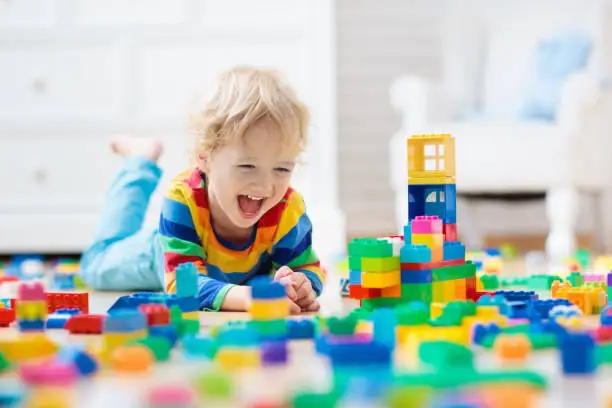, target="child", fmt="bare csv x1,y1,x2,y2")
160,66,324,313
